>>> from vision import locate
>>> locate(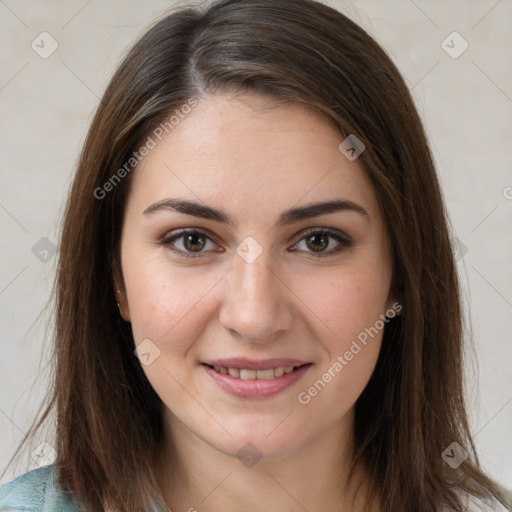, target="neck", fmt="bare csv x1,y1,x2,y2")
153,411,377,512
